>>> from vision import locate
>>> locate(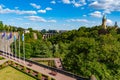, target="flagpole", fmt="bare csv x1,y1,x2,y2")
14,32,17,60
8,34,10,58
3,31,6,56
9,27,12,59
2,32,4,56
18,31,21,62
1,30,6,56
22,32,25,64
7,27,10,58
11,29,14,59
12,37,14,59
5,35,7,57
8,27,10,58
12,31,14,59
